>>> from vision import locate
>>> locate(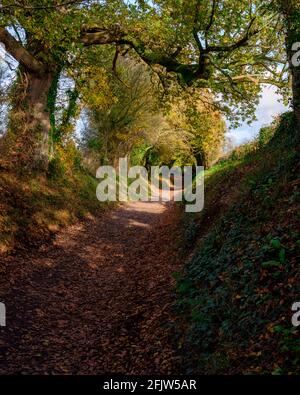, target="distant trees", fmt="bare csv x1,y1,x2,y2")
81,59,160,169
177,93,226,168
81,57,225,170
